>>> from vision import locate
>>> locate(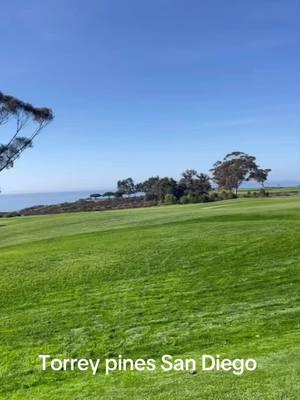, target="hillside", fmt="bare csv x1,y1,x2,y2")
0,197,299,399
